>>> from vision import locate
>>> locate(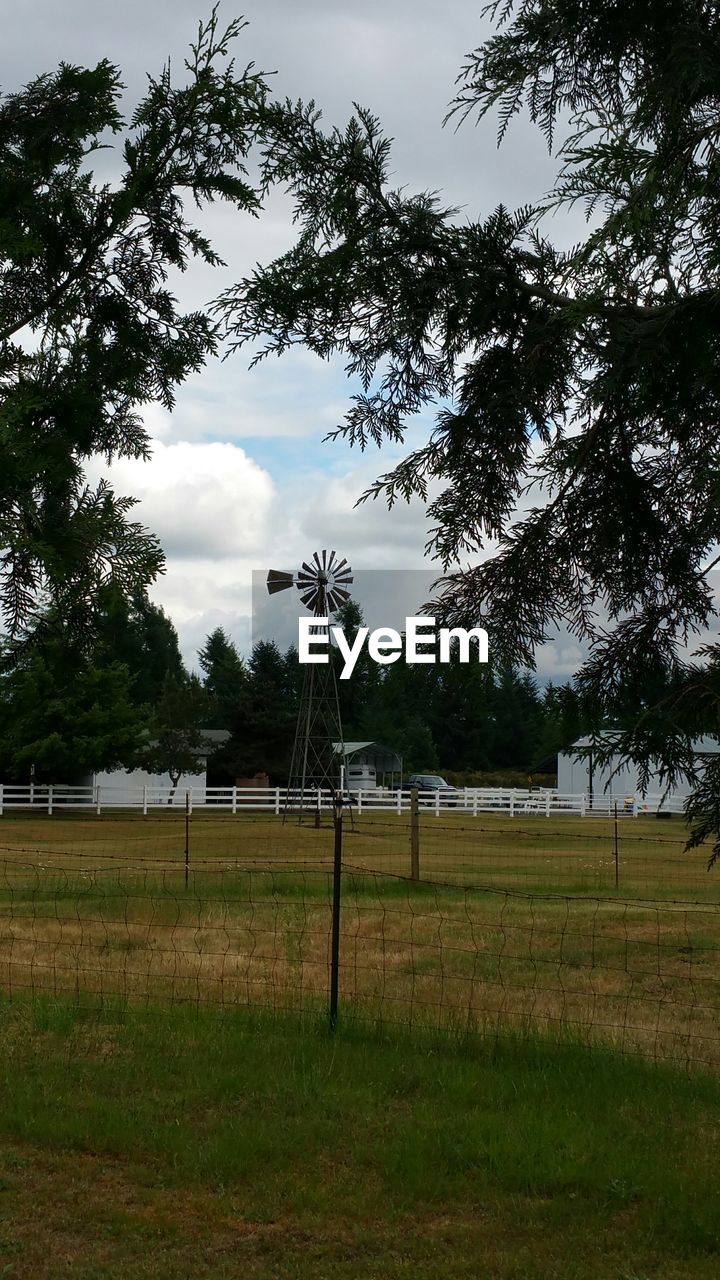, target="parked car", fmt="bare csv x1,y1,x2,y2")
391,774,461,807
